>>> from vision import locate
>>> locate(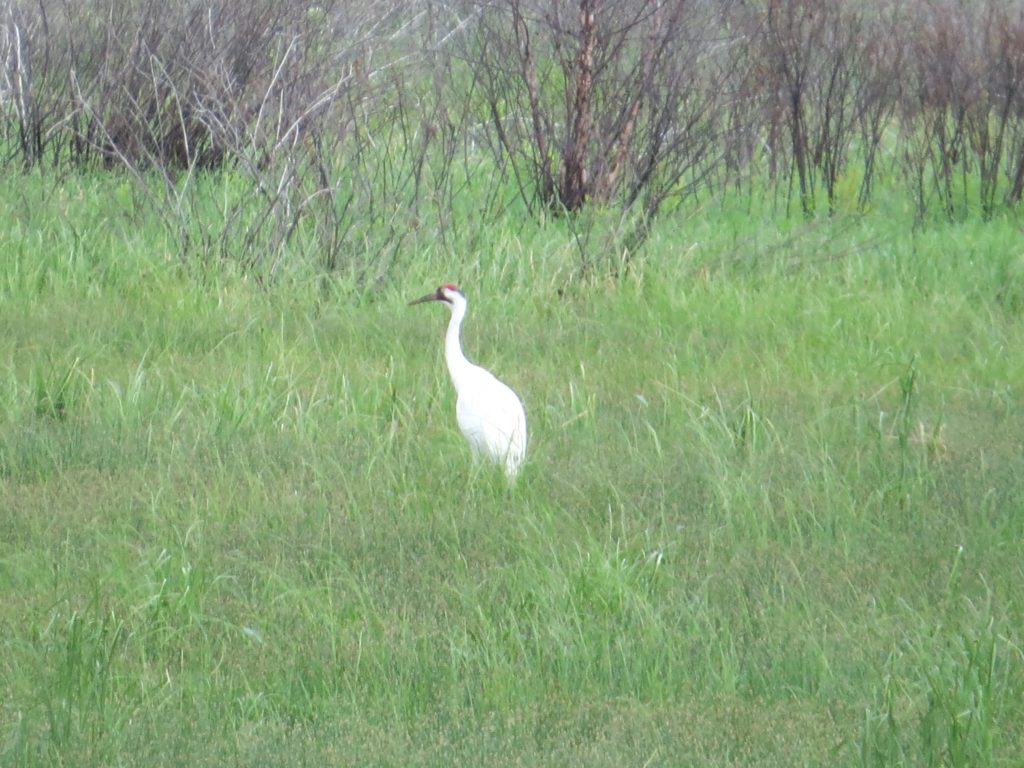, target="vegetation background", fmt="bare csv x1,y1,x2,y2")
1,0,1023,765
